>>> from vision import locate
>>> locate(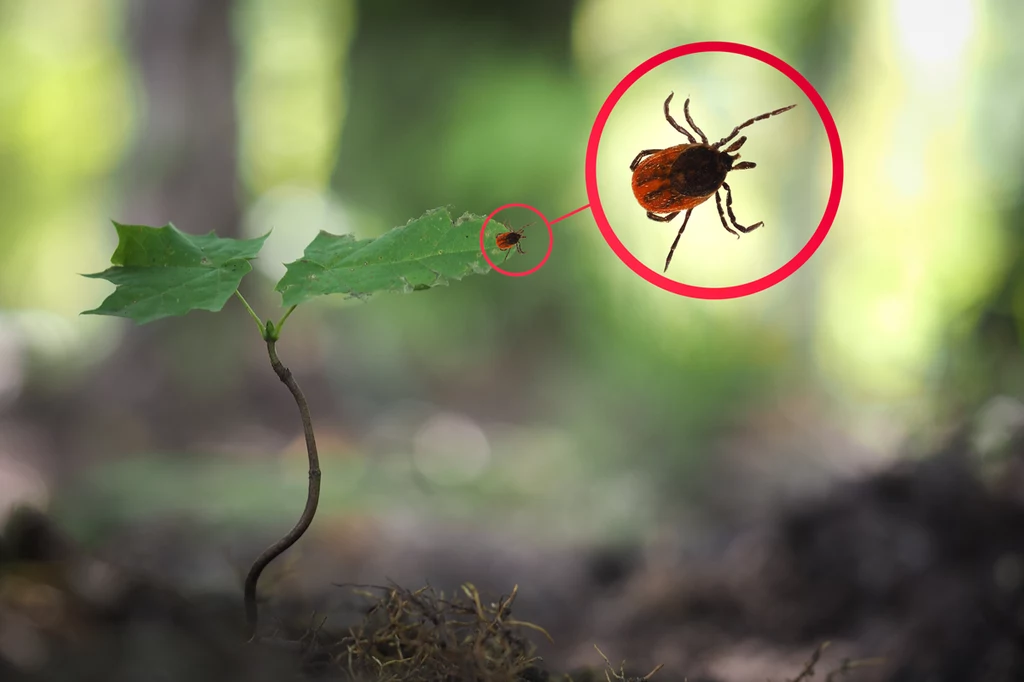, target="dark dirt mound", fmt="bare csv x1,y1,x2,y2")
570,438,1024,681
